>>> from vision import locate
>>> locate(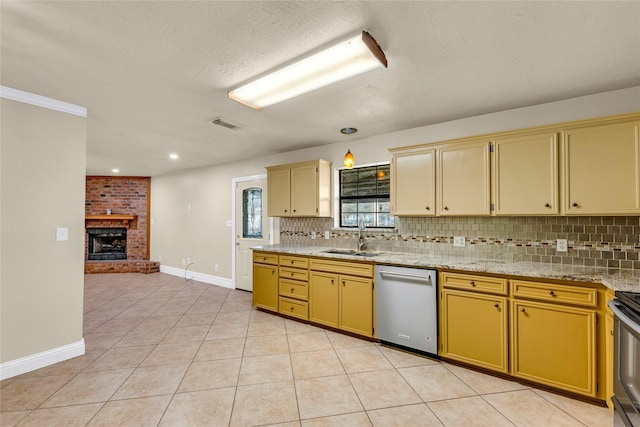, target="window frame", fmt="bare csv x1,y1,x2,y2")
338,162,394,229
242,186,263,239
